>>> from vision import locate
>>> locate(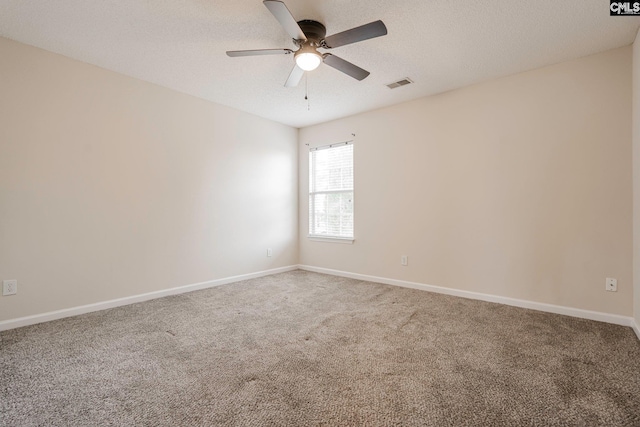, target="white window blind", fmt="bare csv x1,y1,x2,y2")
309,142,354,240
